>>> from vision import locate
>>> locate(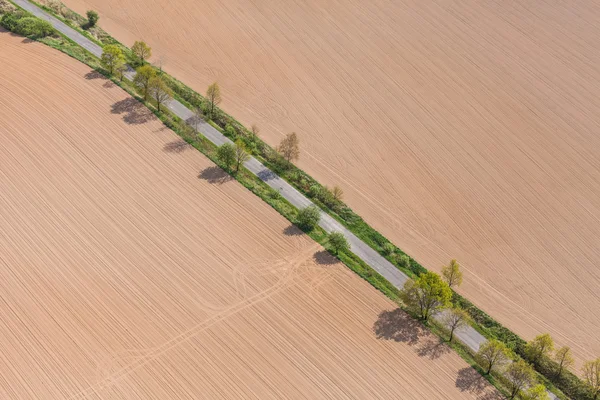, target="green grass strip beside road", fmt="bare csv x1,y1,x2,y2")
4,2,593,399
